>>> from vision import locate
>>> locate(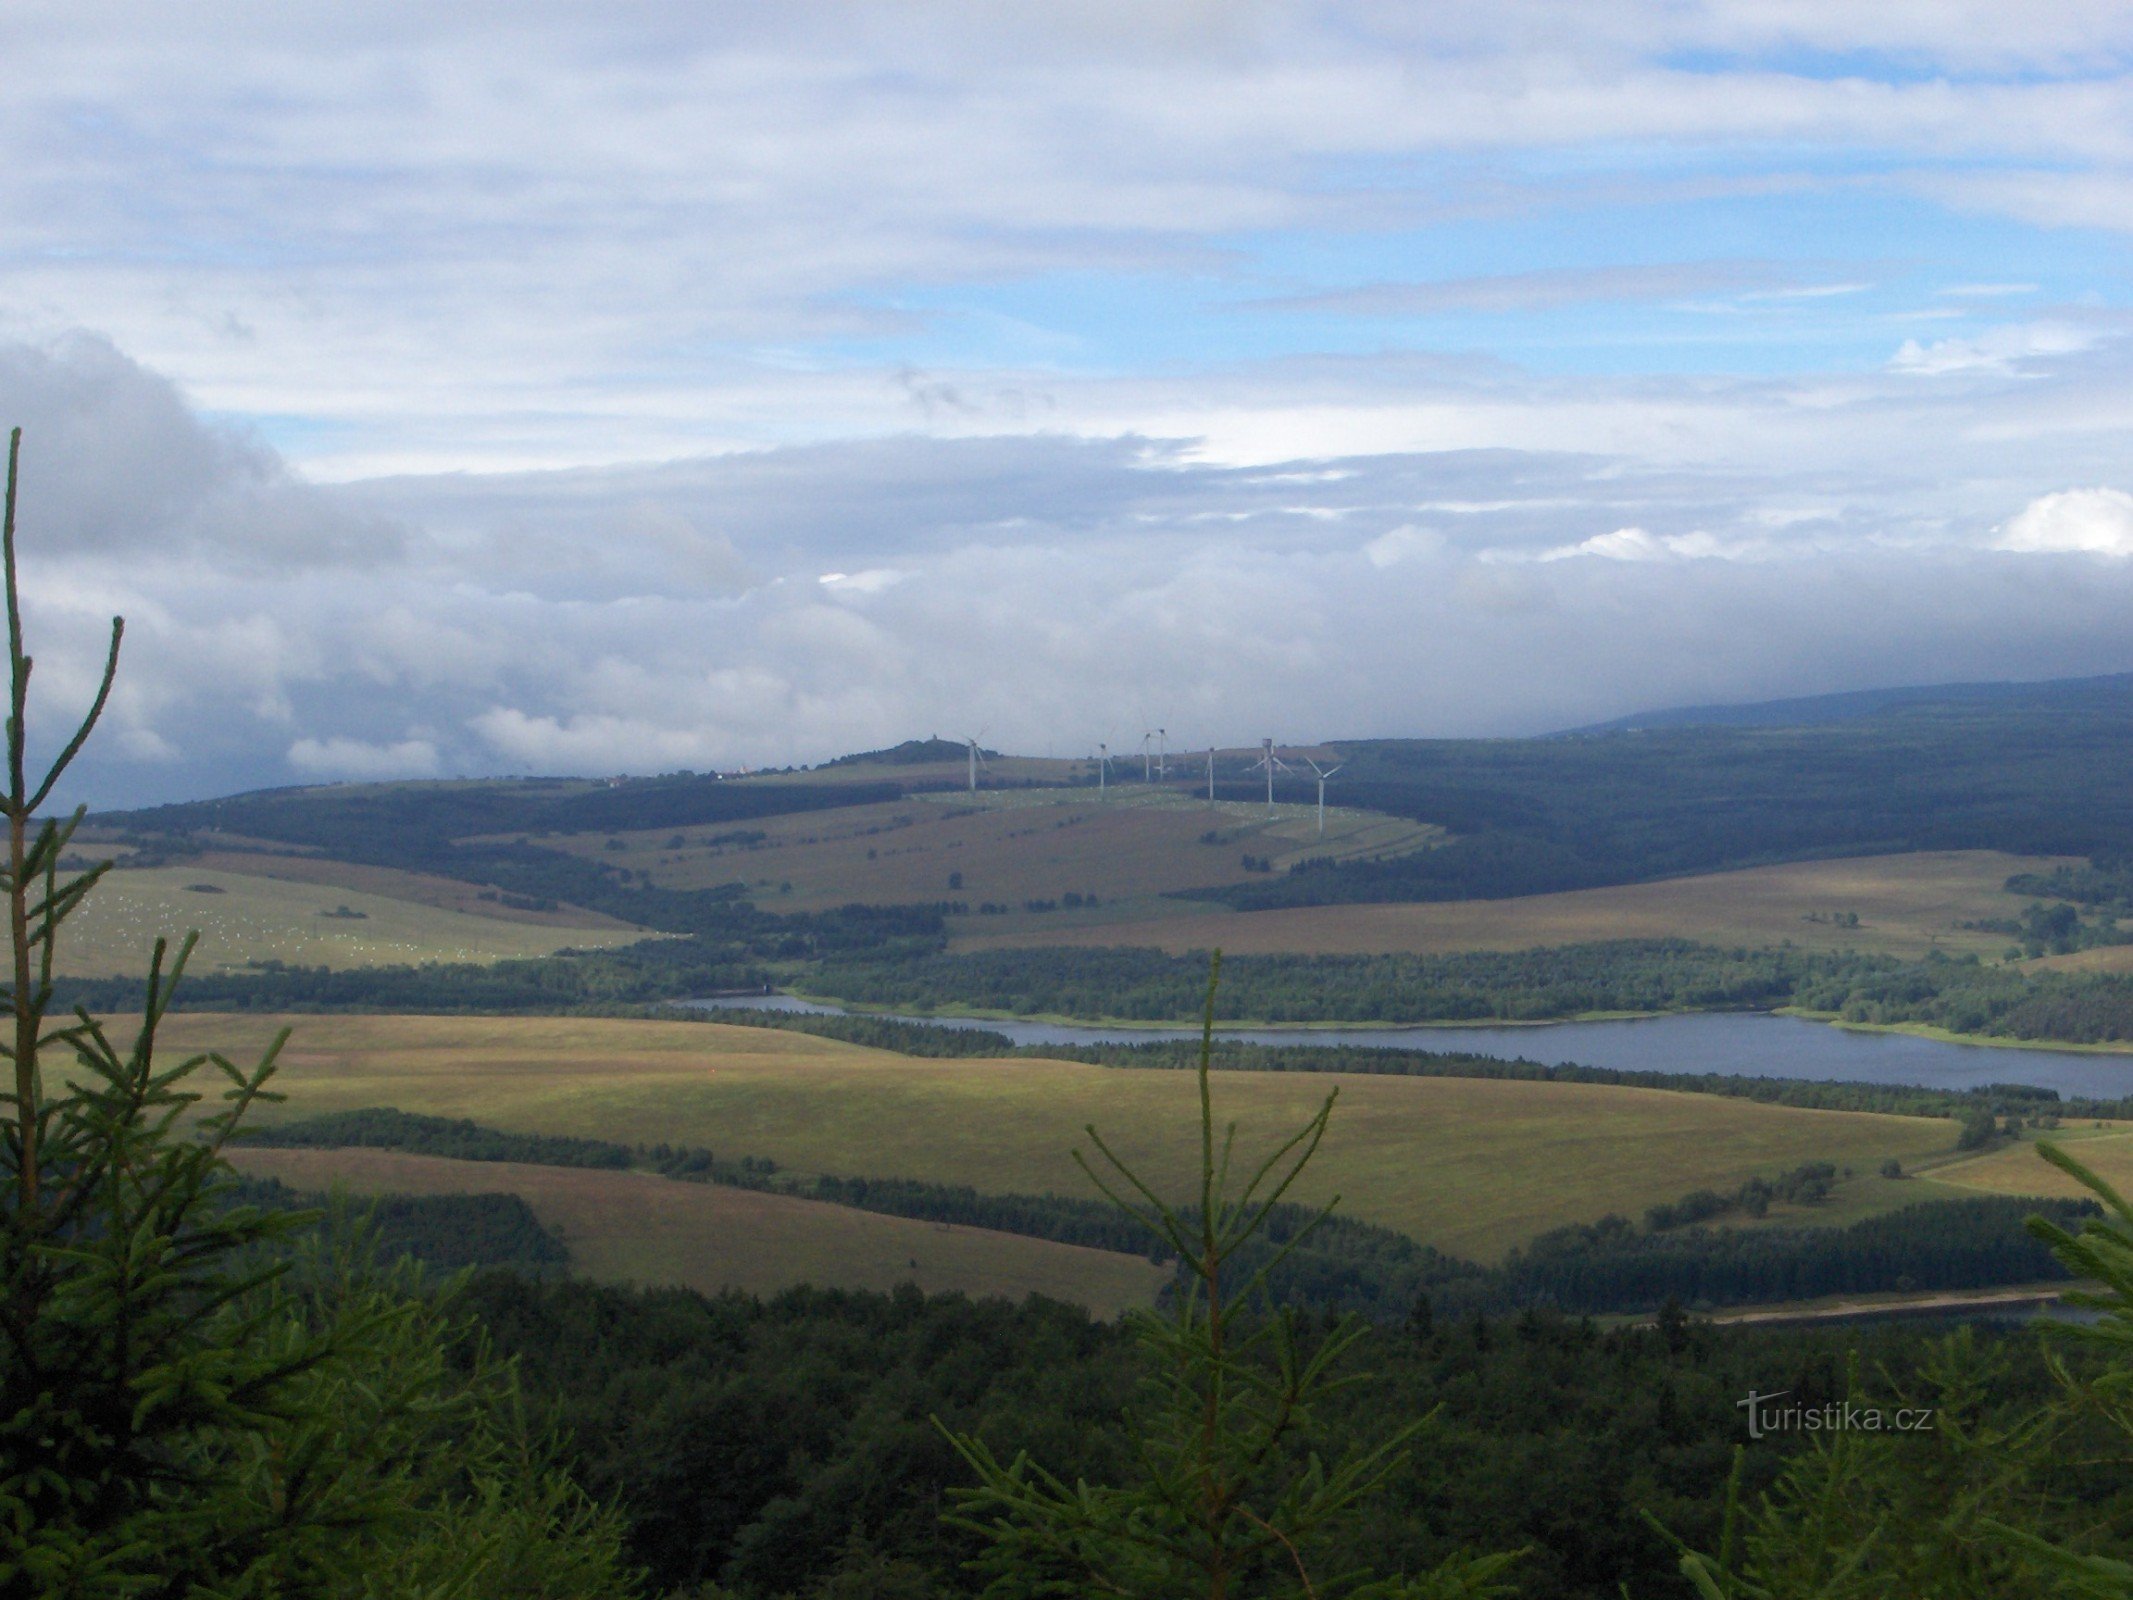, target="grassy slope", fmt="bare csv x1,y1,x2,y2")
513,787,1438,919
1928,1126,2133,1202
186,849,636,930
61,866,650,977
952,850,2060,961
169,1013,1956,1260
226,1146,1166,1315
